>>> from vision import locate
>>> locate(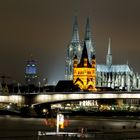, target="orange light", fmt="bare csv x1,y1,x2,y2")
60,122,64,129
